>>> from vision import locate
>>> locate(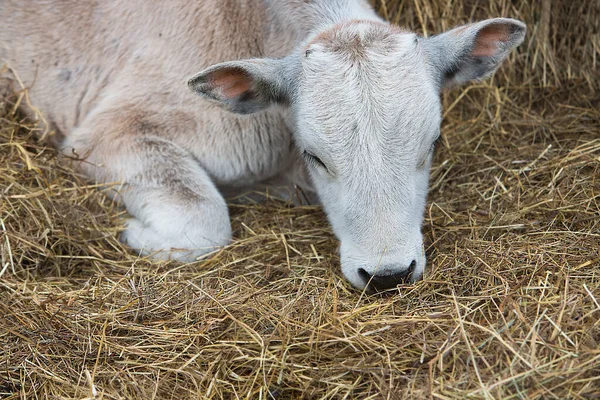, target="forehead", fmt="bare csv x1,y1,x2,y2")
299,21,440,138
307,20,408,55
